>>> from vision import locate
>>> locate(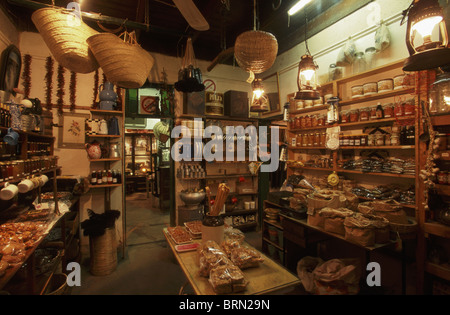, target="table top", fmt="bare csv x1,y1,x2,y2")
163,228,301,295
